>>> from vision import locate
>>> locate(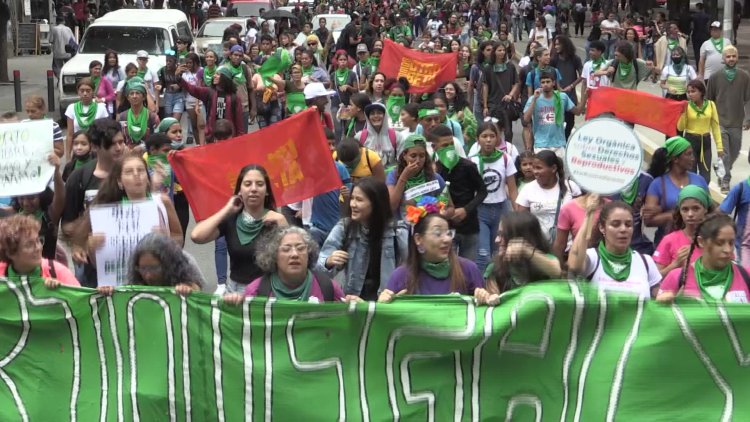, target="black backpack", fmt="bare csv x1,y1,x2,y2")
255,270,334,302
